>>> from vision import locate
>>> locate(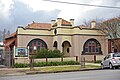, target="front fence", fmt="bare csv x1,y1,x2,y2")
14,56,79,64
4,51,14,67
0,50,4,65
